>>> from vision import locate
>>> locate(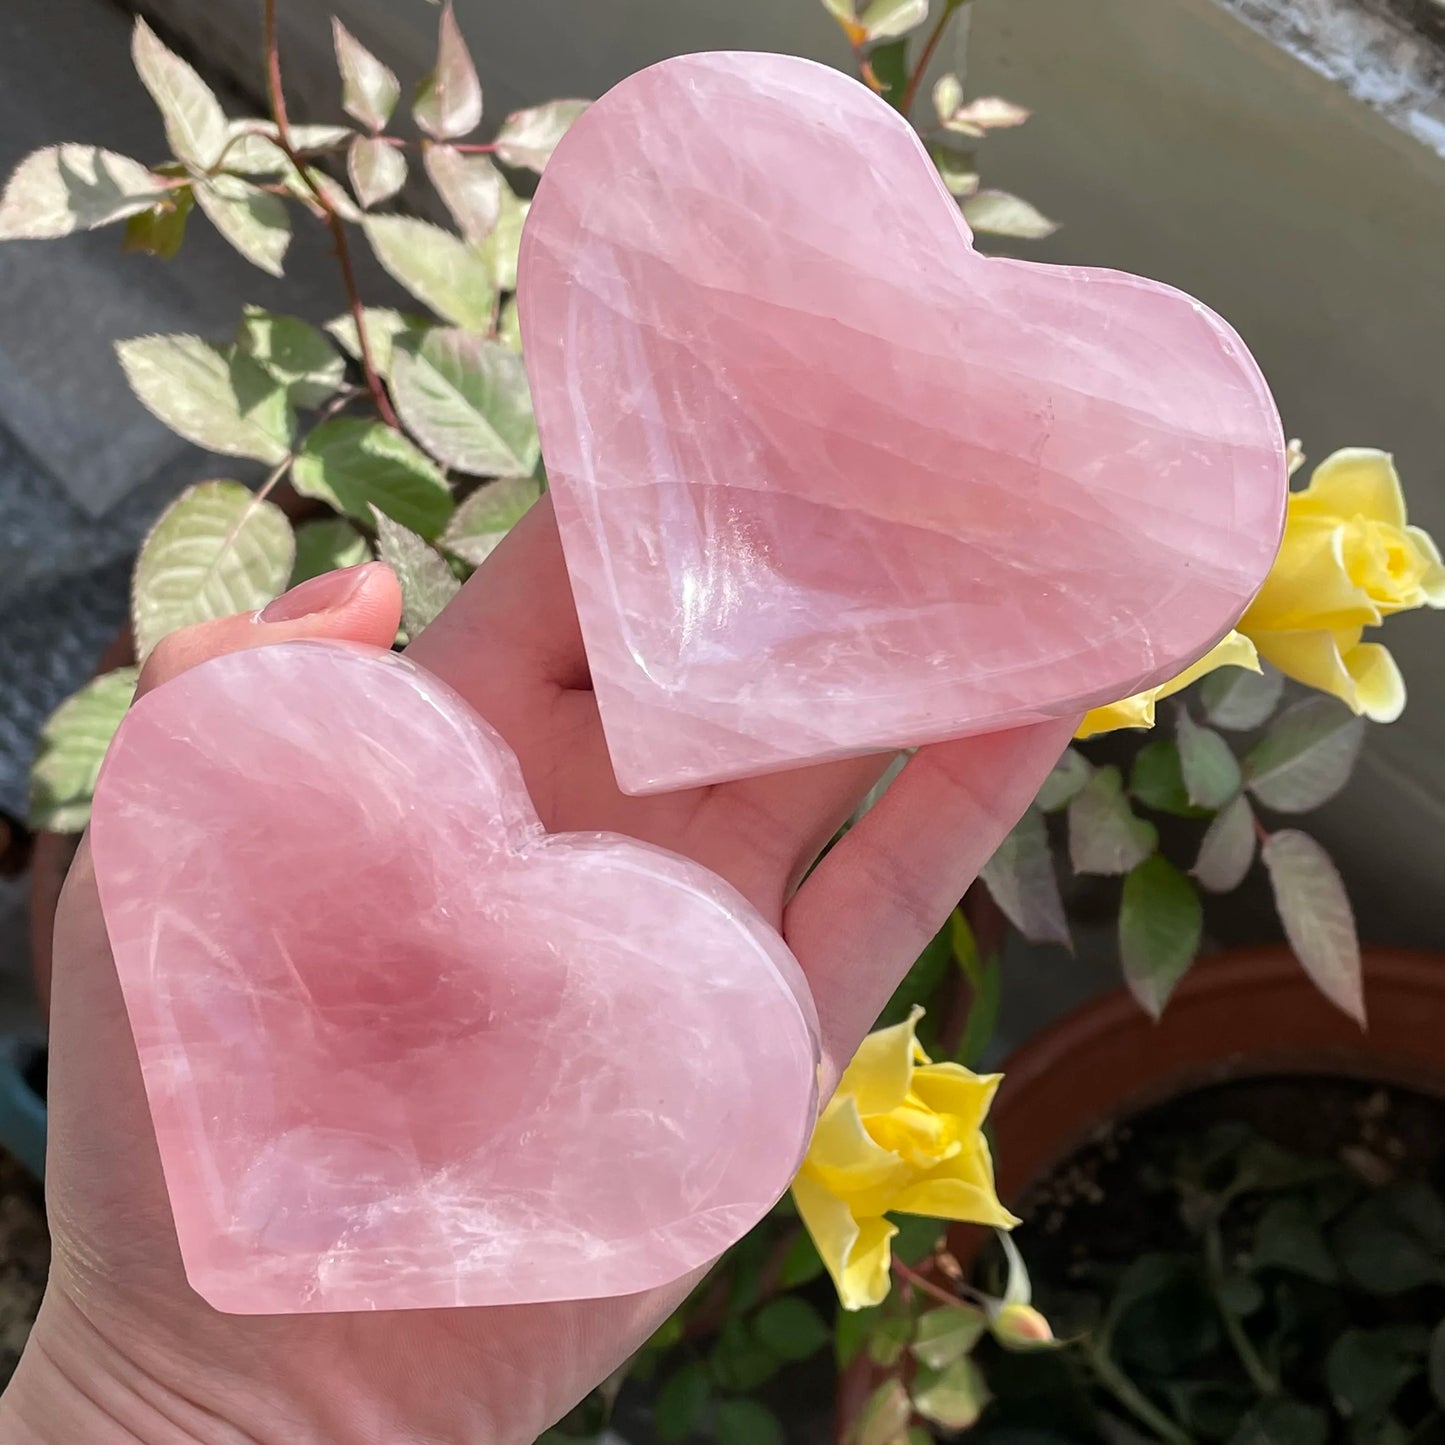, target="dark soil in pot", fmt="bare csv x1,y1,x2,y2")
0,1149,47,1386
